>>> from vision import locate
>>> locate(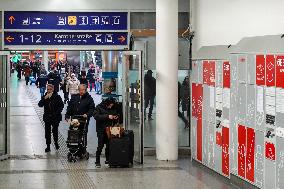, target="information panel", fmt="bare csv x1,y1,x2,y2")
4,11,128,30
4,31,128,46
